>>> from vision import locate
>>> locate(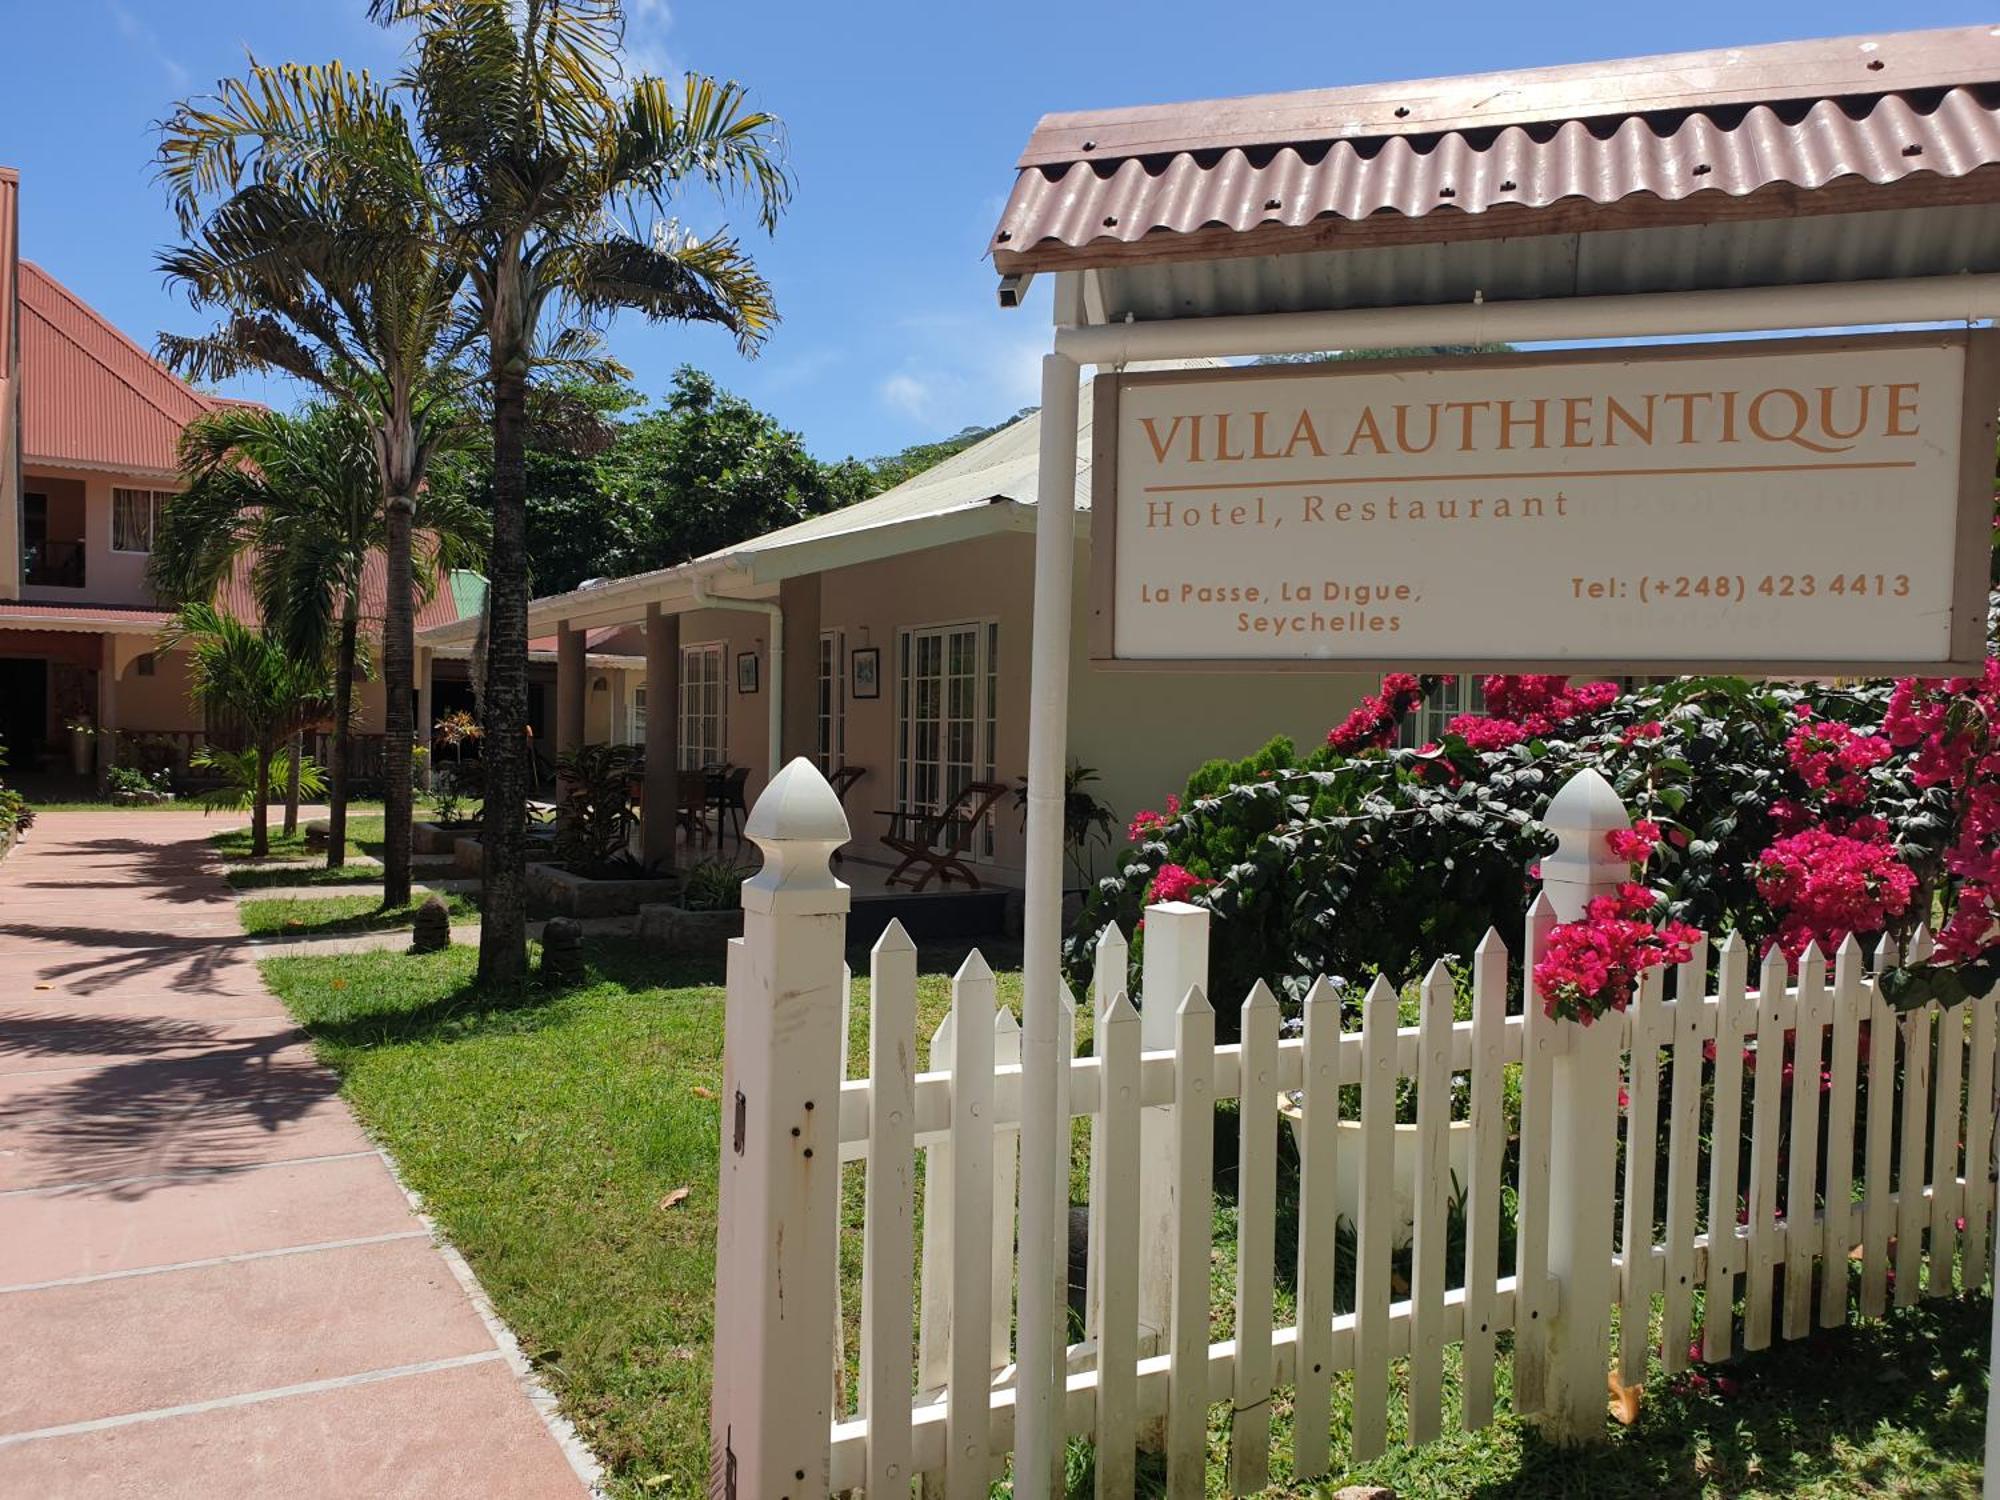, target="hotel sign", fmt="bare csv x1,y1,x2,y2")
1089,334,2000,673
